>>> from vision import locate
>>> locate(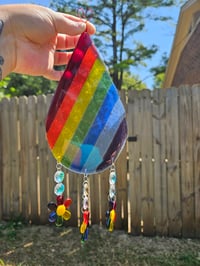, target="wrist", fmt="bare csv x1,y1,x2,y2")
0,7,16,80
